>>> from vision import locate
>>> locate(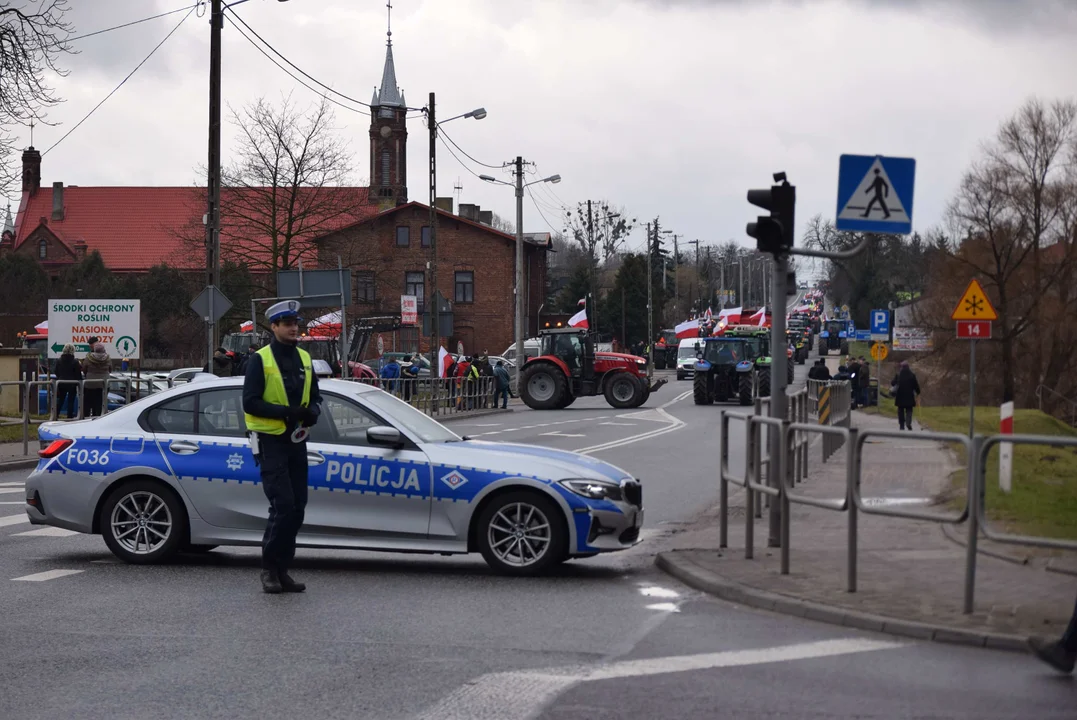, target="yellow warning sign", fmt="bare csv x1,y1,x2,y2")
950,279,998,321
870,342,889,362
